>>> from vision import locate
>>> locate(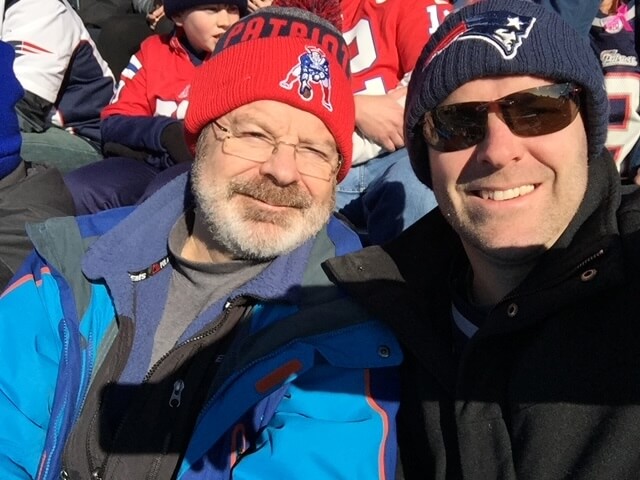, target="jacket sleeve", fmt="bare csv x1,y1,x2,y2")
100,38,180,168
132,0,157,14
3,0,80,104
15,91,53,133
101,114,177,168
0,254,67,479
351,129,384,166
101,41,154,120
4,0,114,142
